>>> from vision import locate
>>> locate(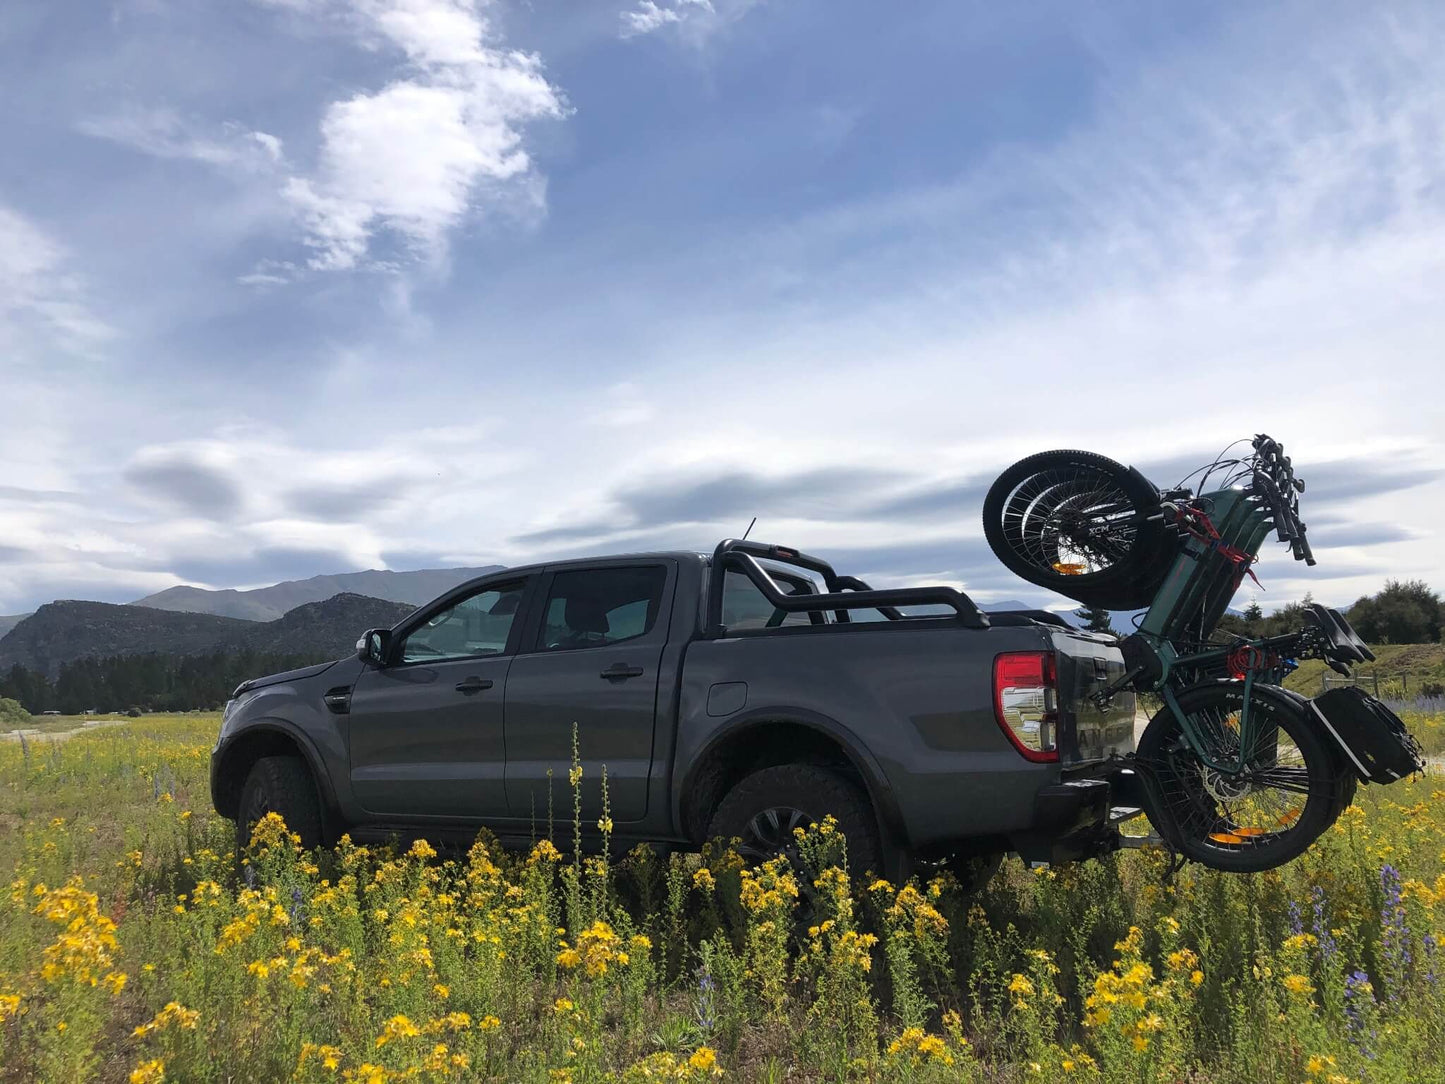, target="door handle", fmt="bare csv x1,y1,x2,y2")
600,663,644,680
455,676,495,694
